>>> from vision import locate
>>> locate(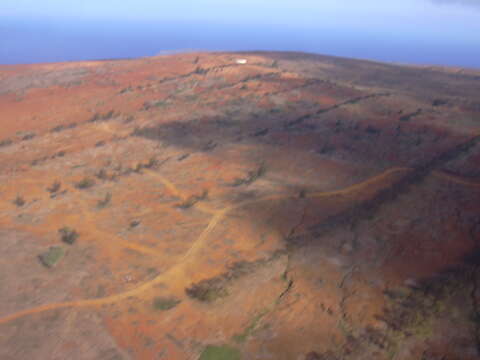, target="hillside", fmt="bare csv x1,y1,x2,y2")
0,51,480,360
